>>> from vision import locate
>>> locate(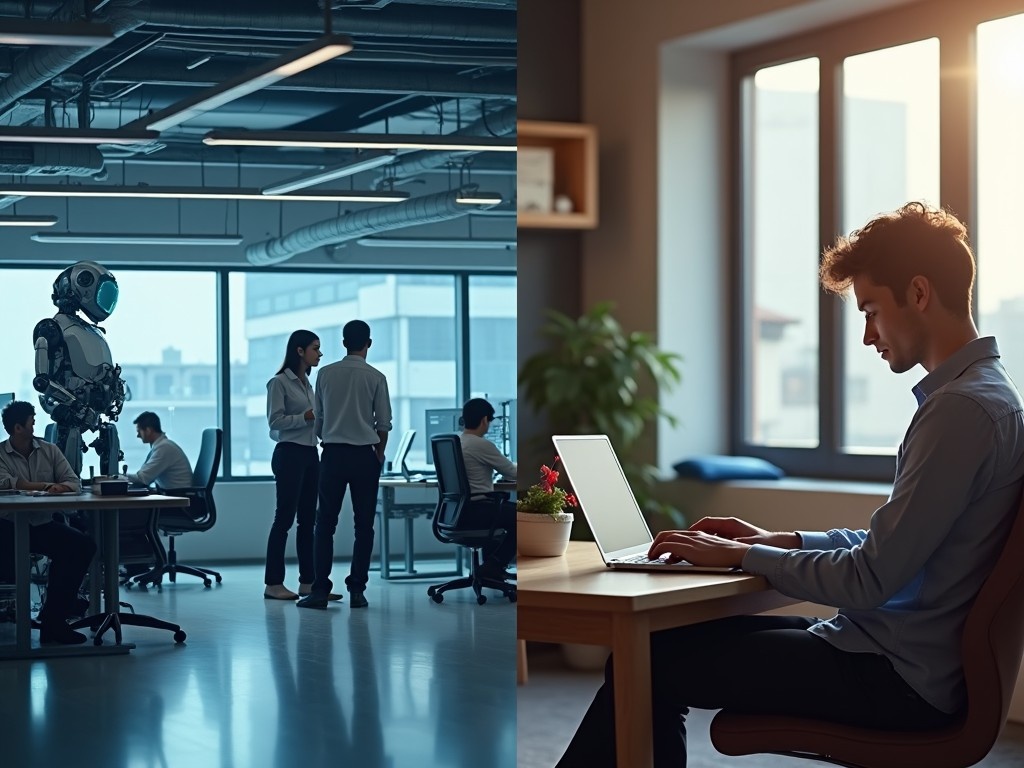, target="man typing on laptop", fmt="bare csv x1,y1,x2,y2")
557,203,1024,767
